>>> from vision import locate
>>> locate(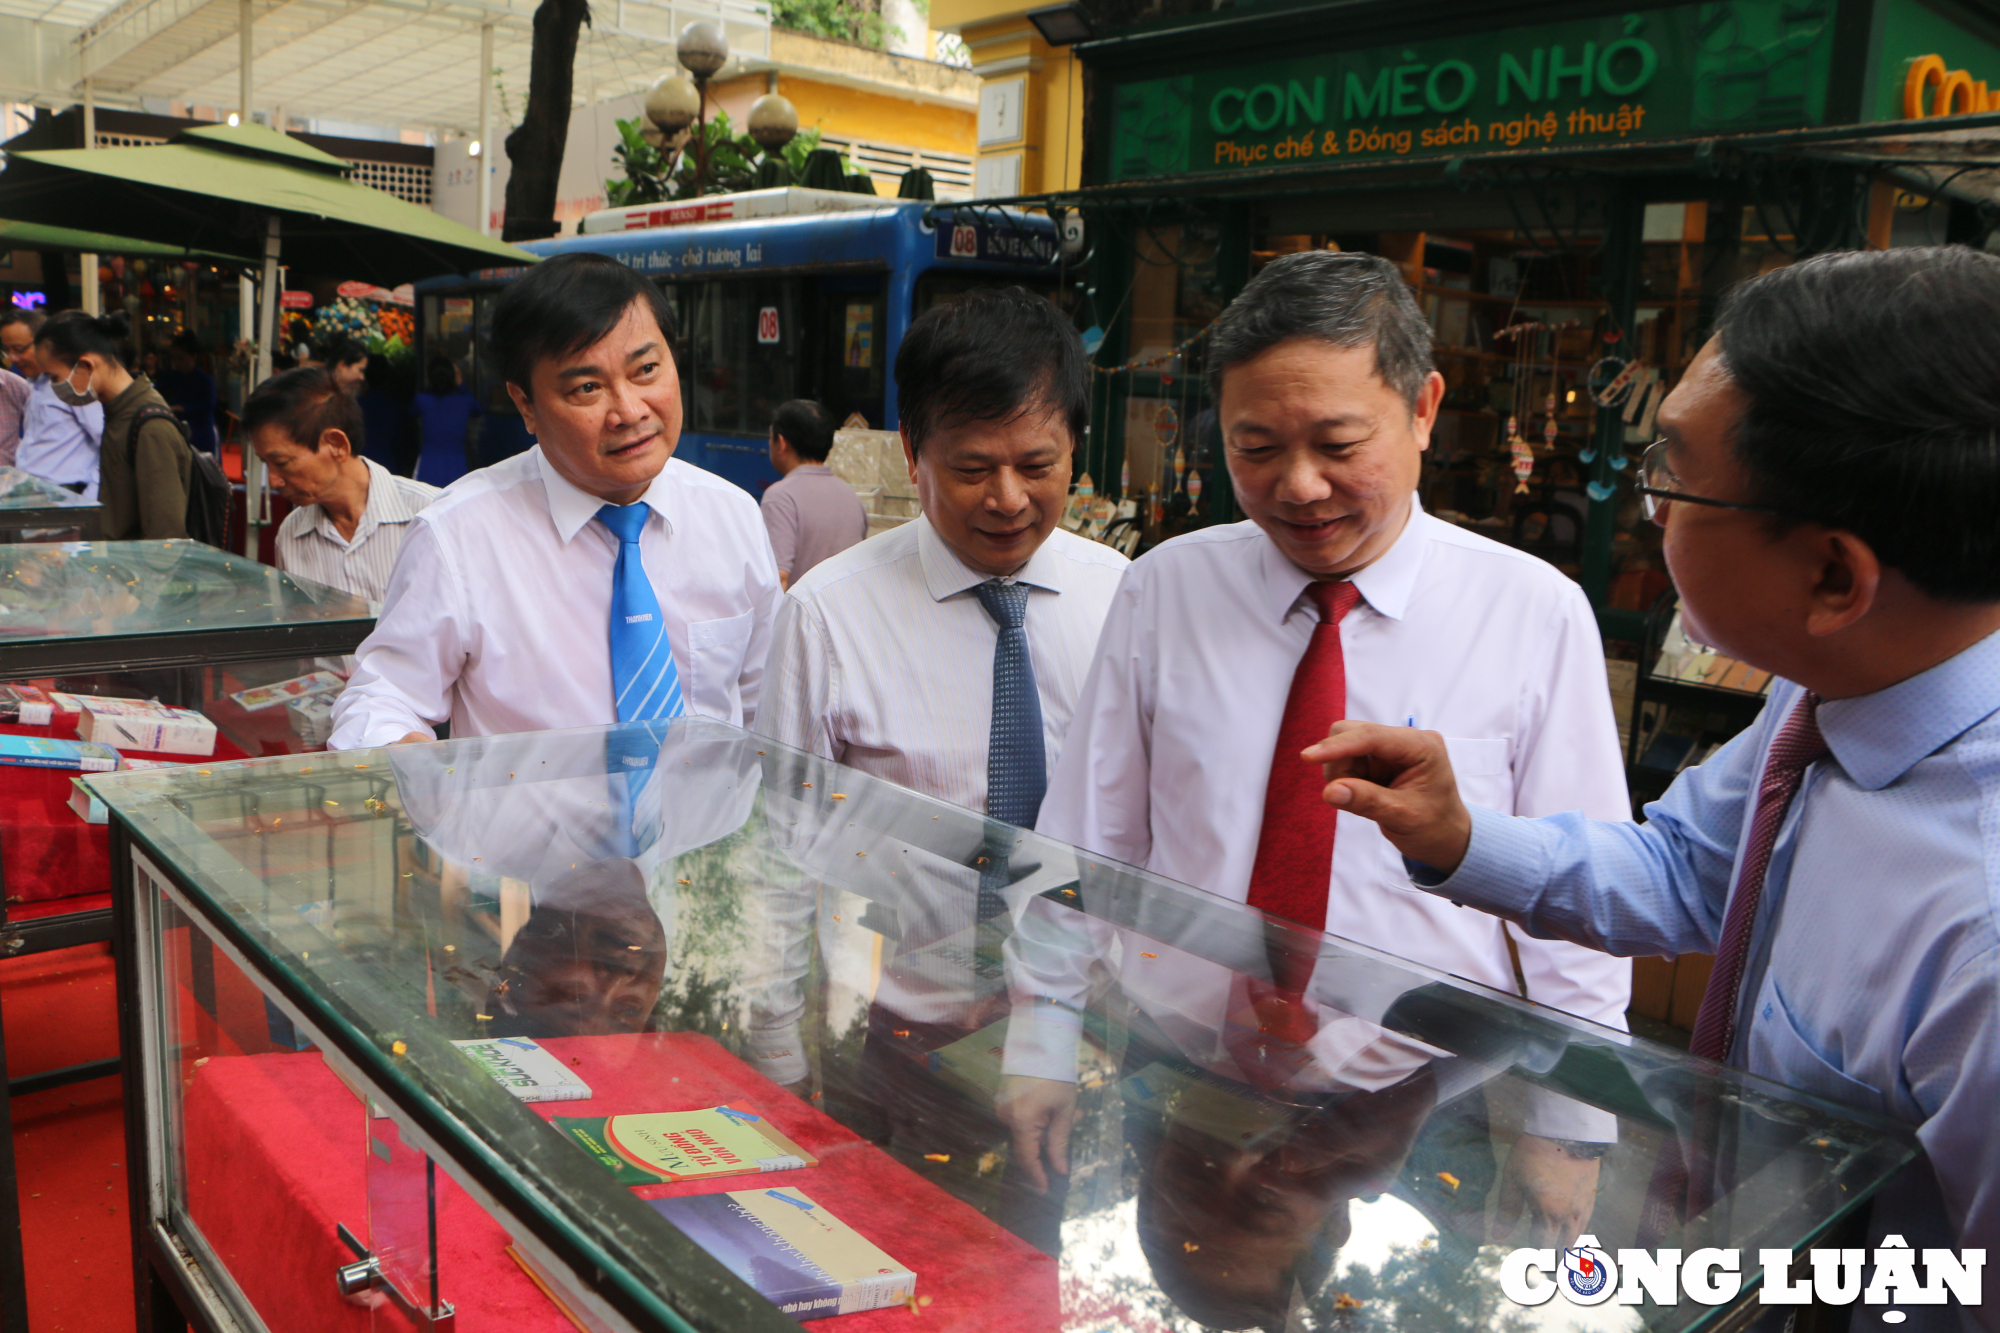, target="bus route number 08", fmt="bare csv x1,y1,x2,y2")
949,224,980,258
756,306,781,344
